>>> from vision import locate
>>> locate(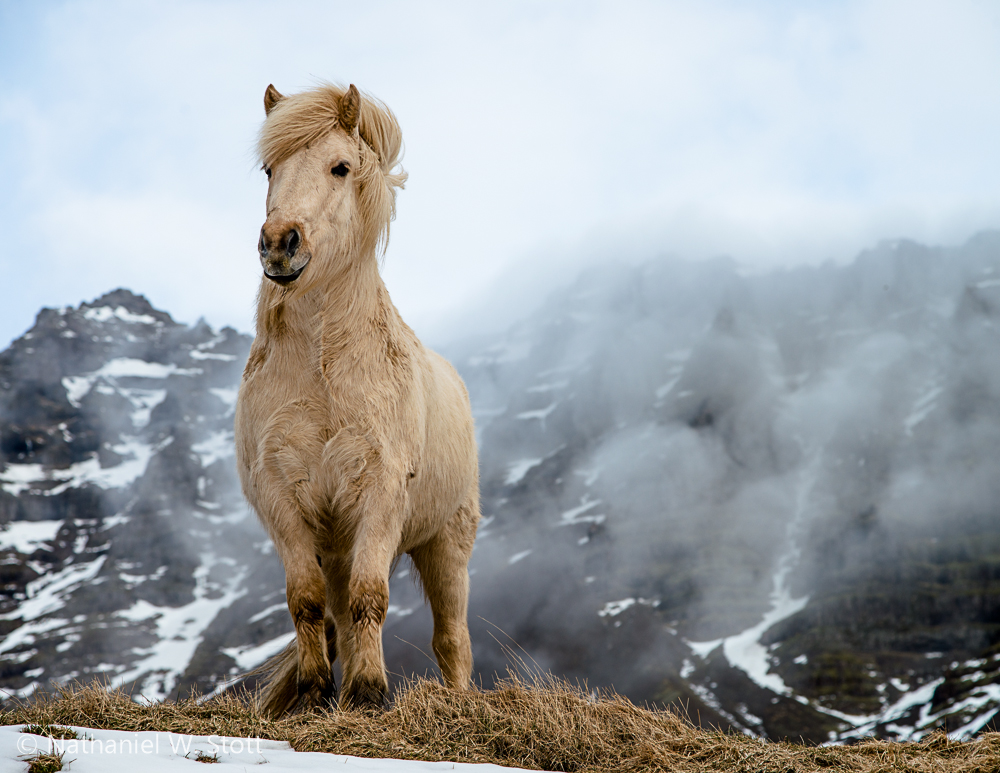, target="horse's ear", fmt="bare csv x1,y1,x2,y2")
264,84,284,115
340,84,361,134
